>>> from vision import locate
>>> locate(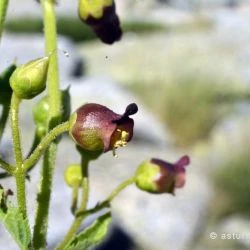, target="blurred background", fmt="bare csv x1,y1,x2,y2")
1,0,250,249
